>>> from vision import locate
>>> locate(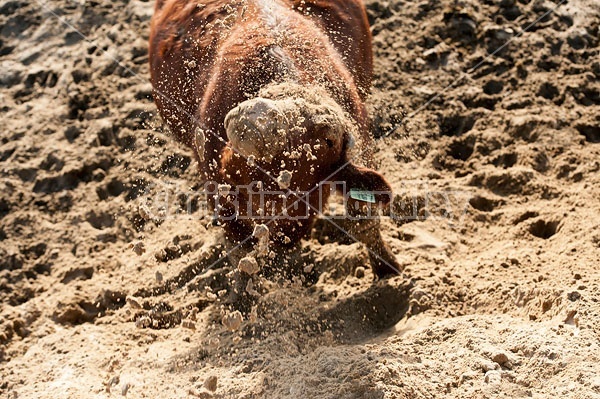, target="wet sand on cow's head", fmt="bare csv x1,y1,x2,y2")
1,0,600,398
224,82,359,163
